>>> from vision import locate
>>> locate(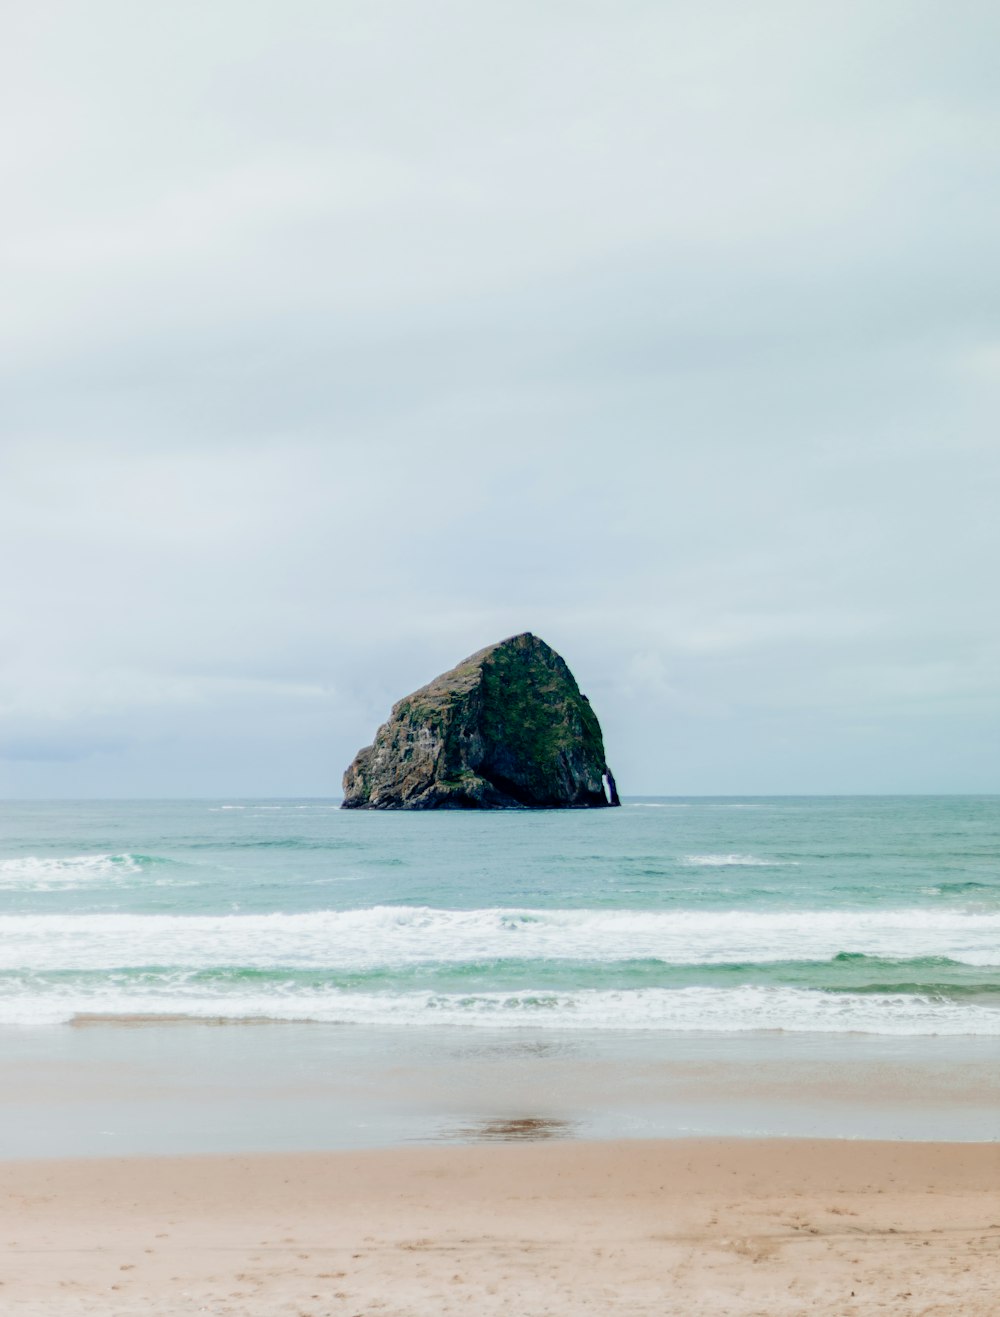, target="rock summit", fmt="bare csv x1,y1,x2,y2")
341,633,620,810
